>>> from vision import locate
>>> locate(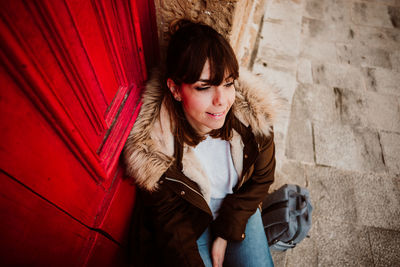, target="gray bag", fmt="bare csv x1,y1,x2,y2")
262,184,313,251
